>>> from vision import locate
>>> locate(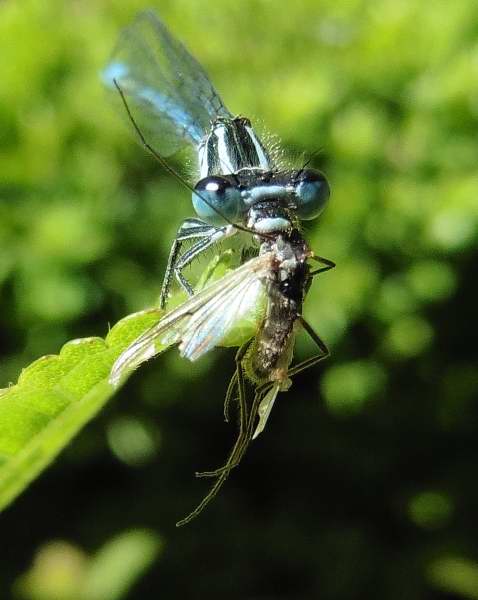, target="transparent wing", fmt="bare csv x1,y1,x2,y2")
102,10,231,156
110,253,273,386
253,384,281,439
